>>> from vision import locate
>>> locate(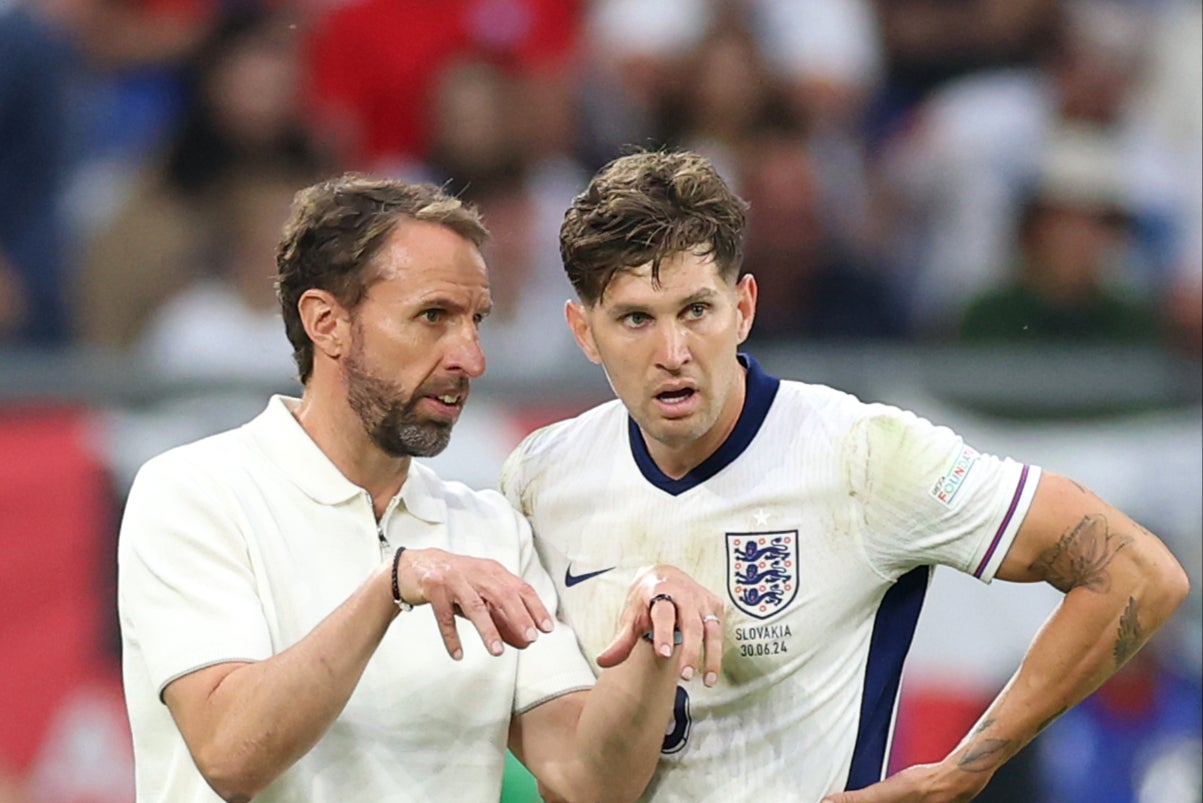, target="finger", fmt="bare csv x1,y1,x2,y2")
675,608,704,683
428,588,466,661
701,613,724,687
482,579,542,649
649,595,678,658
515,579,555,634
449,584,505,657
595,626,641,668
597,595,648,668
485,599,535,649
